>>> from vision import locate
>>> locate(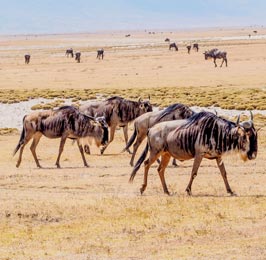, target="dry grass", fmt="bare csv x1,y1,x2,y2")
1,28,266,259
1,131,266,259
